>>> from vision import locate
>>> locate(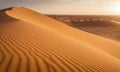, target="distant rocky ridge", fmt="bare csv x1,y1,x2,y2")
0,7,13,12
48,15,120,25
